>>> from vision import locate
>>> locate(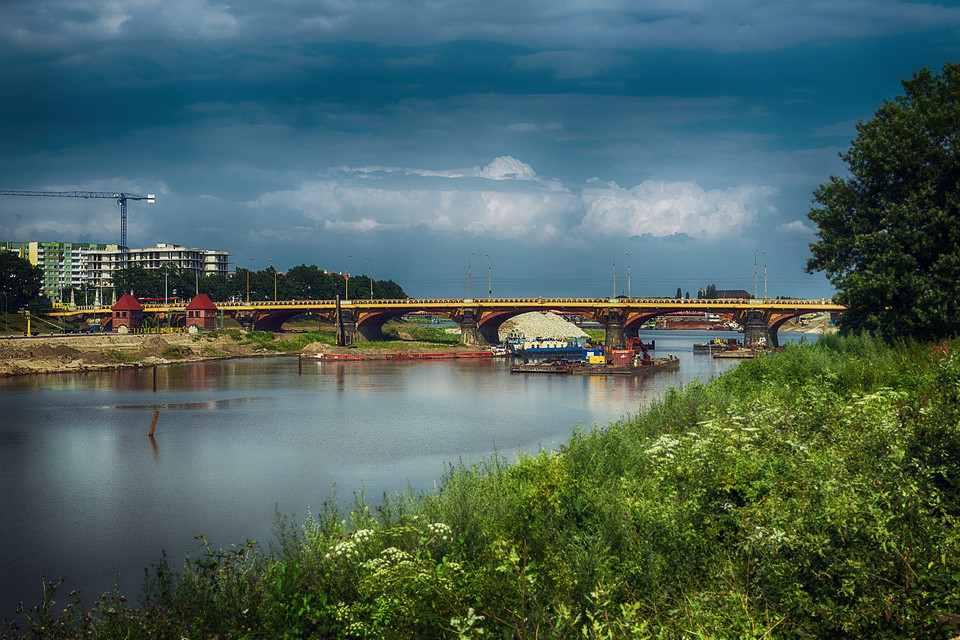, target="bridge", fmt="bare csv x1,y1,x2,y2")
49,297,843,348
